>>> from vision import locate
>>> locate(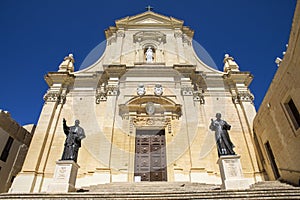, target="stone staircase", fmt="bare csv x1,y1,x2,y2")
1,181,300,199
